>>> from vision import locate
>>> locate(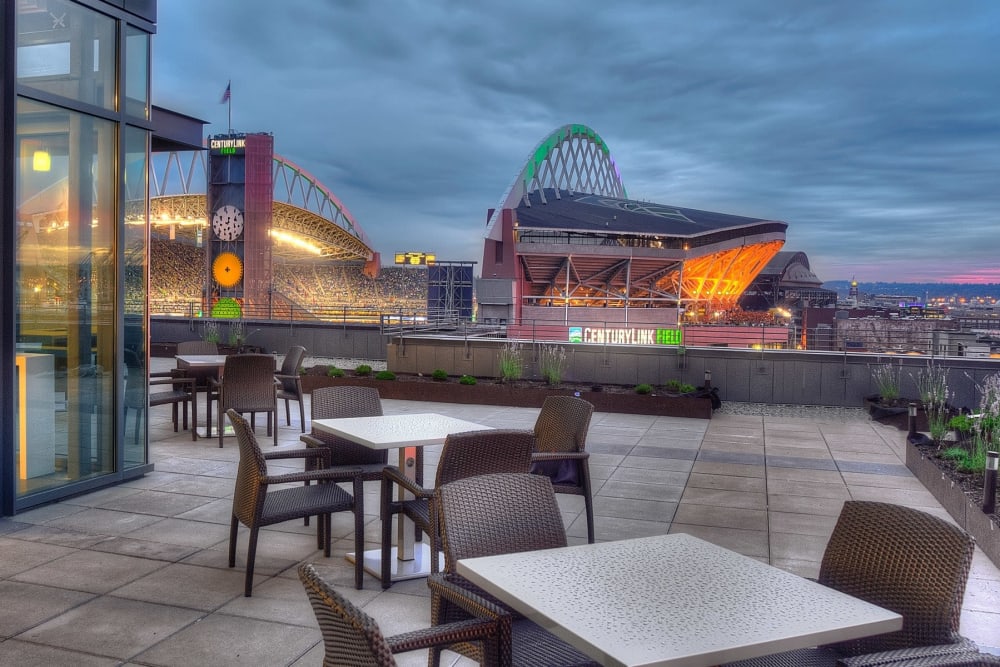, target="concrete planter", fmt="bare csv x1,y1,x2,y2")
905,444,1000,569
300,375,713,419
